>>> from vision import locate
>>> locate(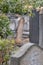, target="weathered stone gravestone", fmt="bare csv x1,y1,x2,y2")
29,10,39,44
7,14,29,38
10,43,43,65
